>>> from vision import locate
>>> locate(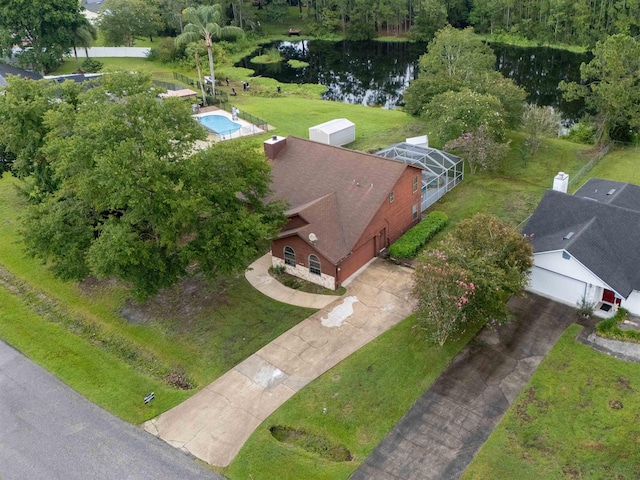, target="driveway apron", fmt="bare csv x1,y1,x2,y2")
350,294,576,480
144,259,415,467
